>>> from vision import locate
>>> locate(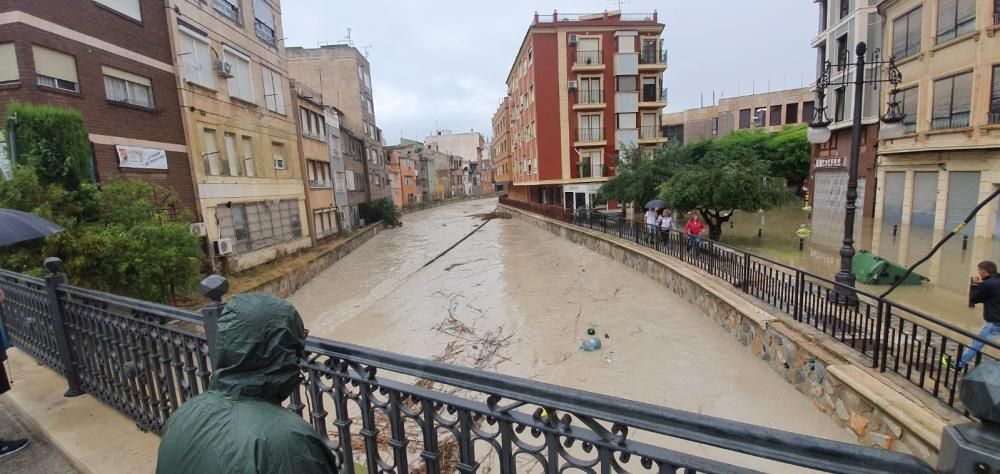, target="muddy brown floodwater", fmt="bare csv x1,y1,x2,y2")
289,199,854,472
